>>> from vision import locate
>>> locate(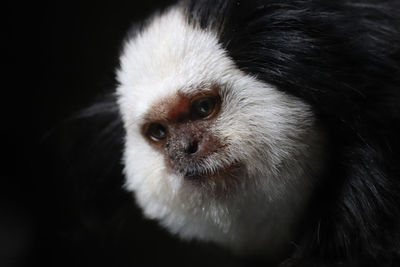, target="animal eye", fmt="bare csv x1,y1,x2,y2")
147,123,167,141
192,96,217,118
